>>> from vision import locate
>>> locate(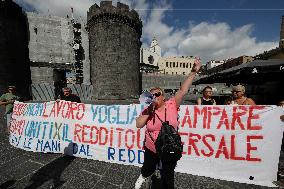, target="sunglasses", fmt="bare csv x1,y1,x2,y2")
152,92,162,97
